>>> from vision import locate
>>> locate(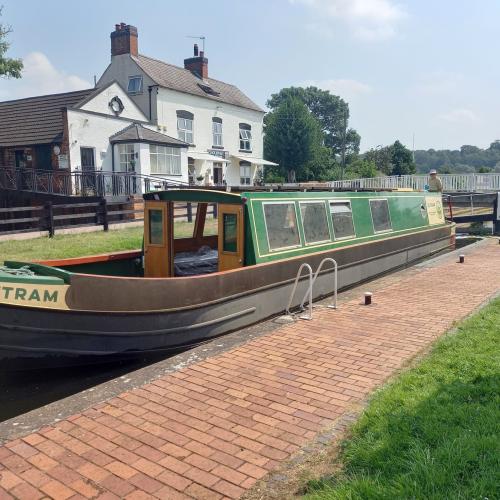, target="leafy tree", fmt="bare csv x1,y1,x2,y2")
0,6,22,79
266,86,360,157
391,140,416,175
364,146,393,175
345,158,378,179
264,98,323,182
